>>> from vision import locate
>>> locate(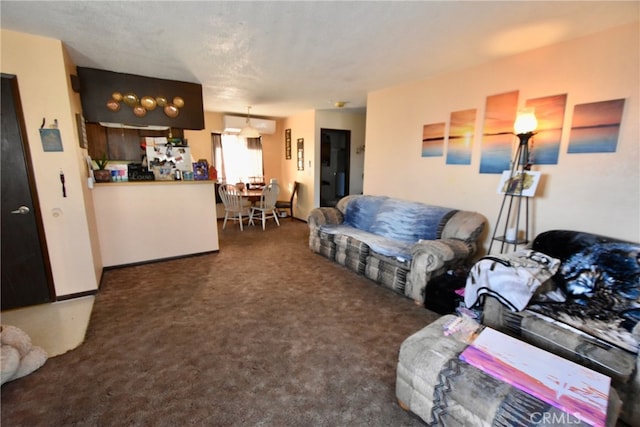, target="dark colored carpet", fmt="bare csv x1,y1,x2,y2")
1,220,439,426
